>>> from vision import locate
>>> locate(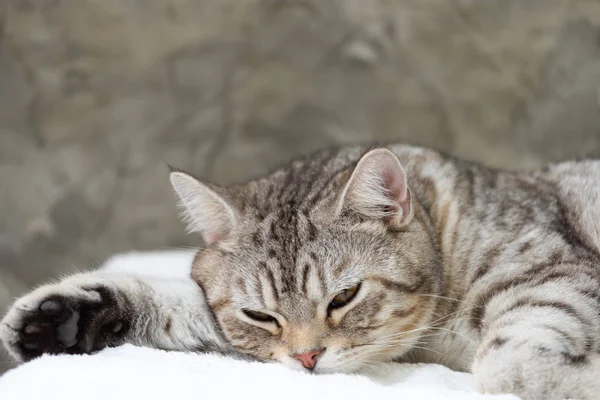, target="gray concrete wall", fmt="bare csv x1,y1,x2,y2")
1,0,600,373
